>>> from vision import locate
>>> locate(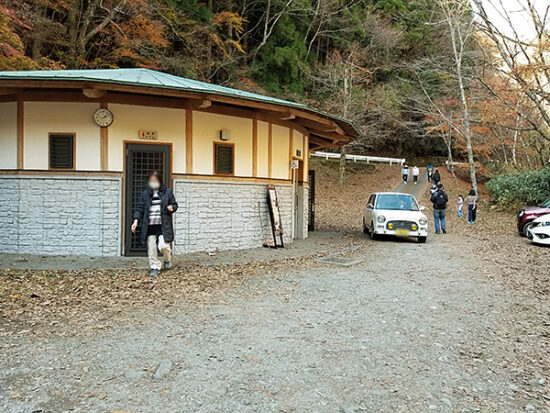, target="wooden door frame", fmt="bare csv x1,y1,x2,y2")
122,140,173,256
308,169,315,231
